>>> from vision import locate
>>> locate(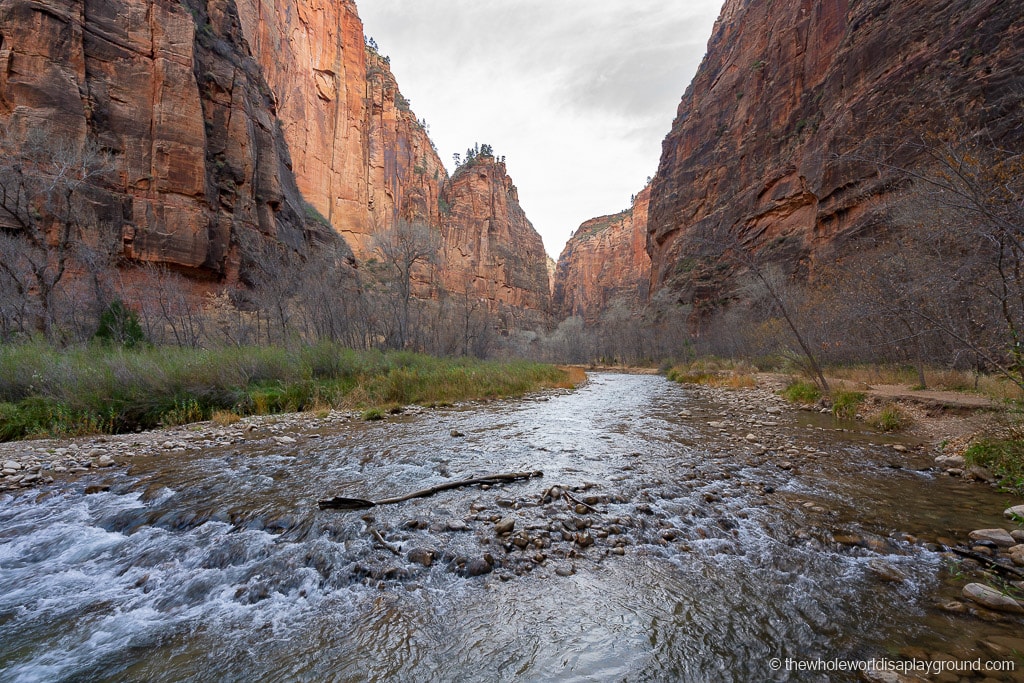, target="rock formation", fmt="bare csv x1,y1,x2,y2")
552,186,651,322
440,156,551,327
0,0,551,322
0,0,340,278
647,0,1024,305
